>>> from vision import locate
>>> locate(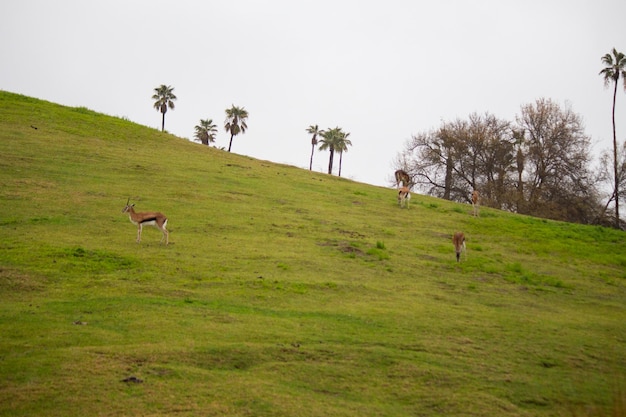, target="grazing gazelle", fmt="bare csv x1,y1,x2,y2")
471,190,480,217
452,231,466,262
394,169,410,189
122,198,169,245
398,186,411,208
